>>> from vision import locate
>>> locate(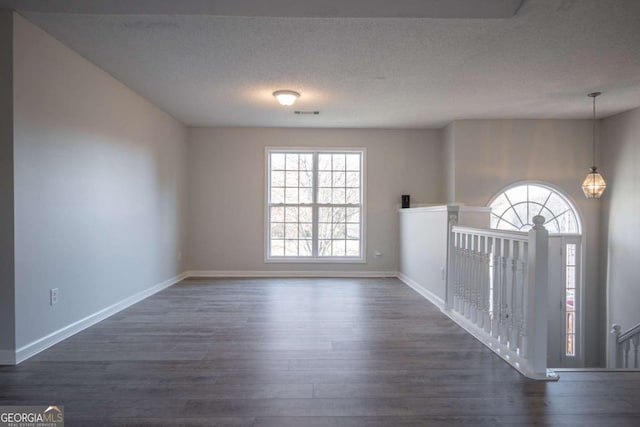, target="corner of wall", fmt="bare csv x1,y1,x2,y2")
442,122,455,204
0,8,16,363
